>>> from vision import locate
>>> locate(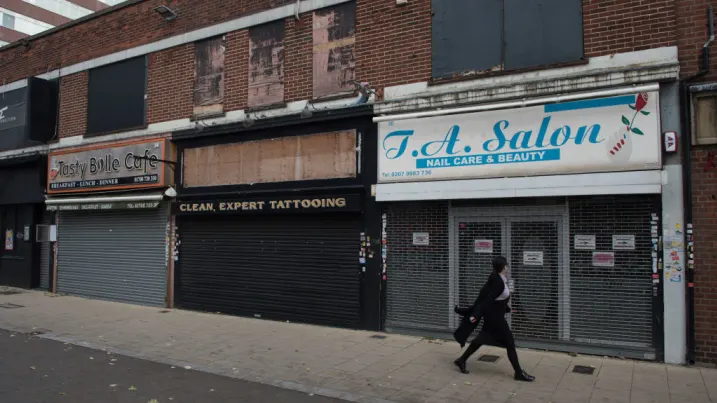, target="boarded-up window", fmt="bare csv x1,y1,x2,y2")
194,37,225,118
312,3,356,99
87,56,147,136
248,21,285,108
432,0,583,78
694,93,717,145
183,130,357,187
